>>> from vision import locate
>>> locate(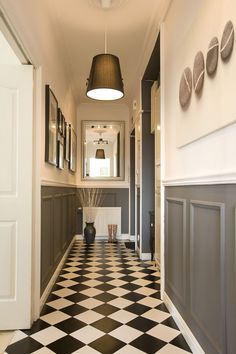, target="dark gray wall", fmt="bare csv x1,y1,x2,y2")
130,134,135,235
41,186,76,294
165,185,236,354
76,188,129,234
141,112,154,253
